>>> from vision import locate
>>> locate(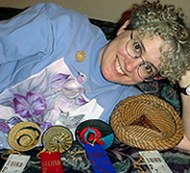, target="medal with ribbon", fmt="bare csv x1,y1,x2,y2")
75,119,116,173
